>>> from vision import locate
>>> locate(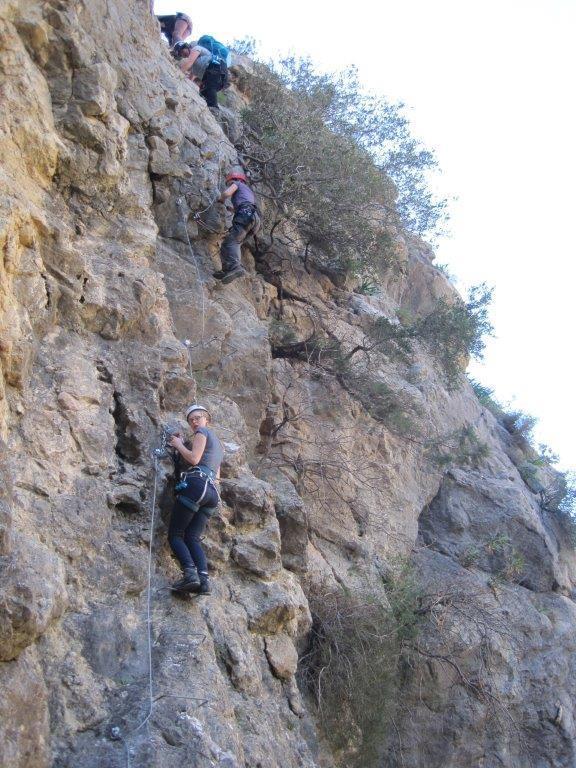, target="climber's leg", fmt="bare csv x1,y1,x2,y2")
168,499,200,590
183,508,209,575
